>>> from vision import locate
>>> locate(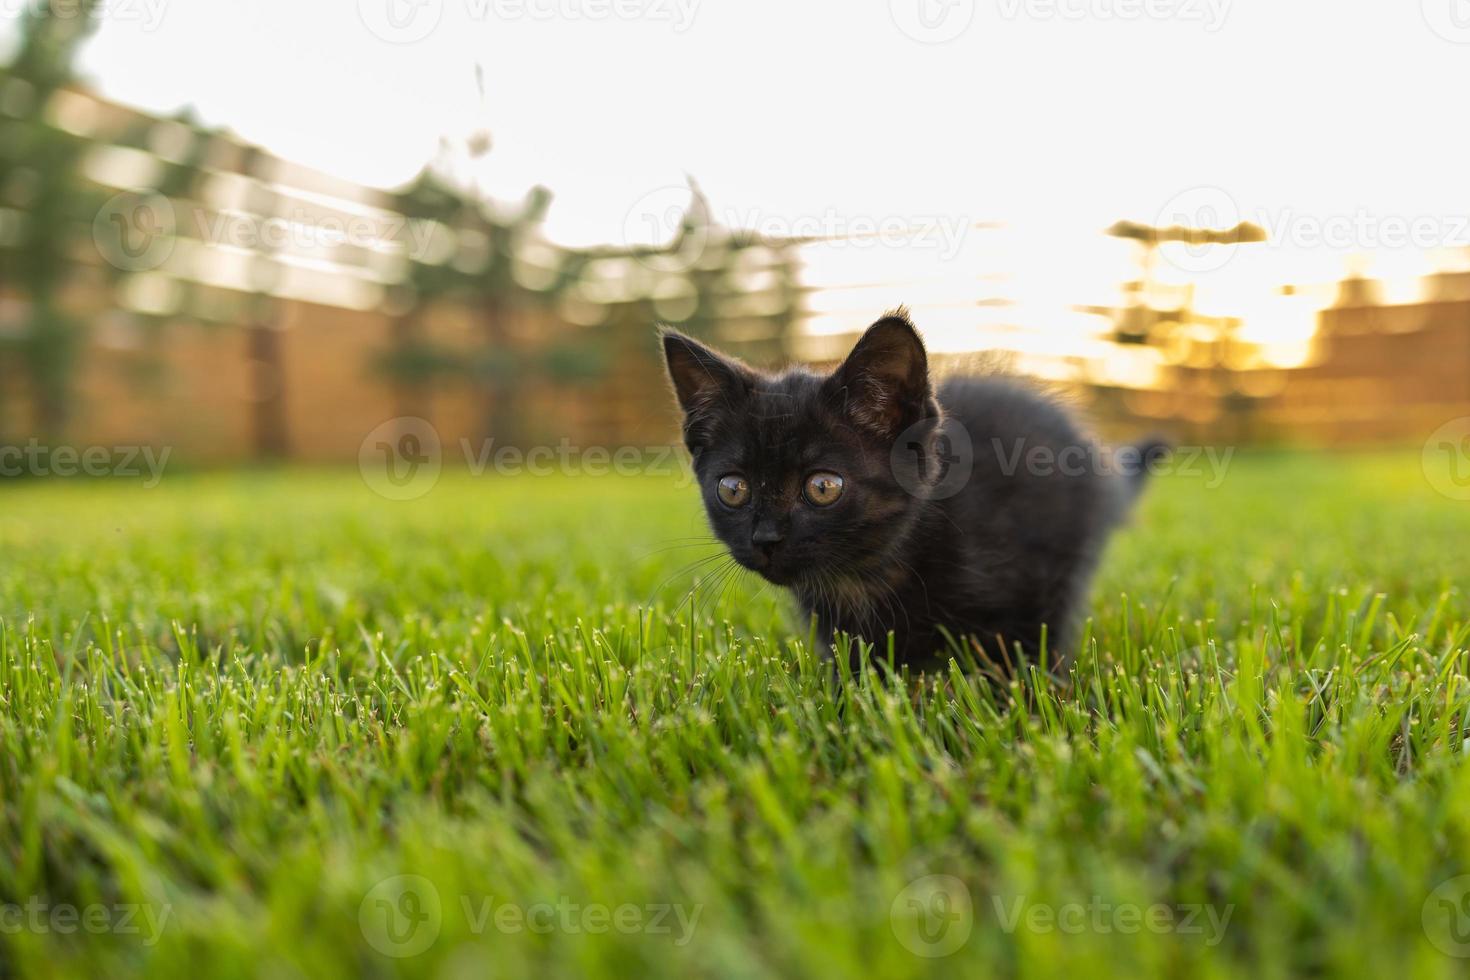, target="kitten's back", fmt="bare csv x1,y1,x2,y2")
930,375,1132,656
